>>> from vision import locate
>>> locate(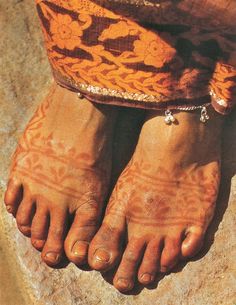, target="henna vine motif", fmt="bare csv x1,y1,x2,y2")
106,158,220,229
